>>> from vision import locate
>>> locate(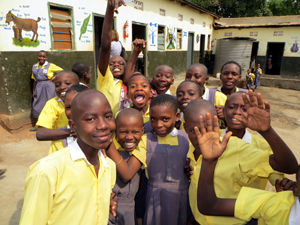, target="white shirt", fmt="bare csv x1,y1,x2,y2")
220,128,252,144
289,198,300,225
69,140,109,168
110,41,122,58
202,85,210,101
